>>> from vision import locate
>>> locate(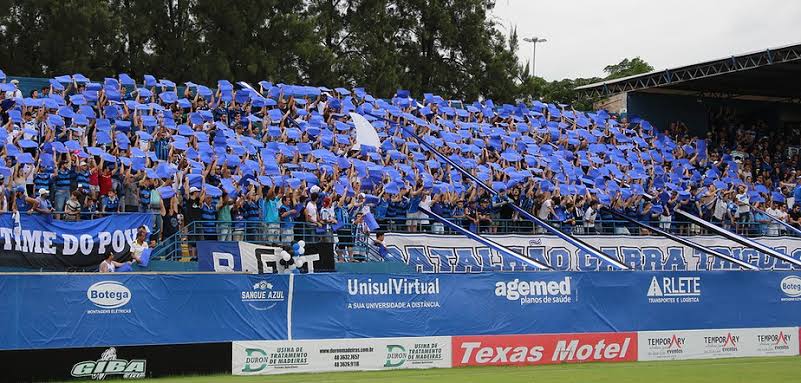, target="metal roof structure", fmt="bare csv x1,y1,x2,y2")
575,42,801,103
